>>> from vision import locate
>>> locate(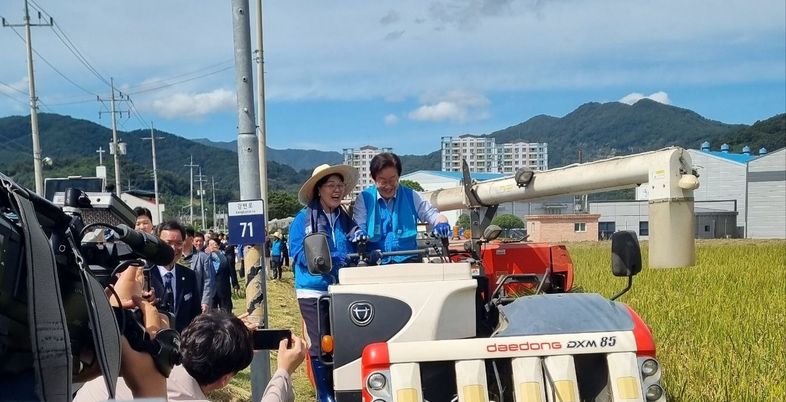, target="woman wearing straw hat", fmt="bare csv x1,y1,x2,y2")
288,163,359,402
